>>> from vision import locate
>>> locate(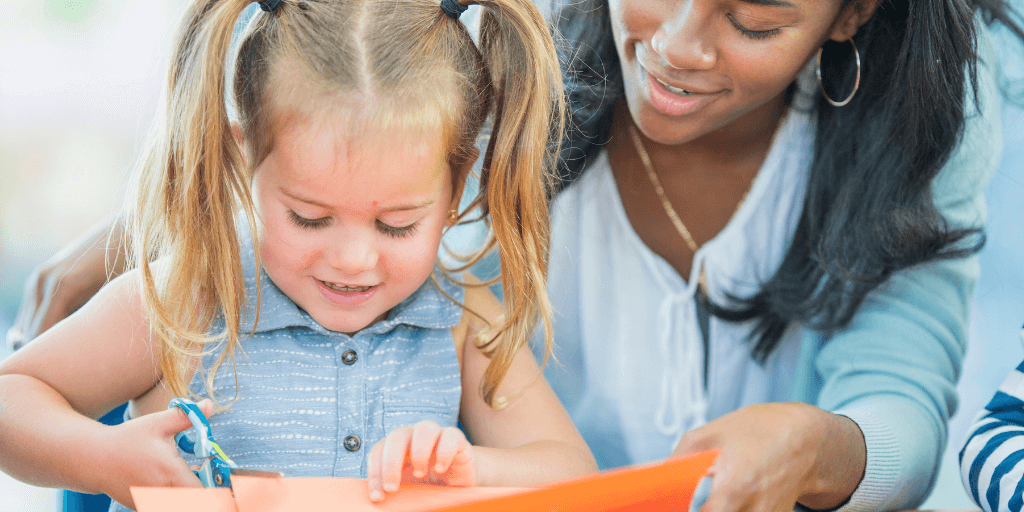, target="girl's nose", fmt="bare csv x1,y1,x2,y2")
326,233,378,275
652,3,717,71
